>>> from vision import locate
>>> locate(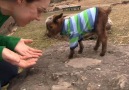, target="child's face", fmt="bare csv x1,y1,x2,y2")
12,0,50,26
